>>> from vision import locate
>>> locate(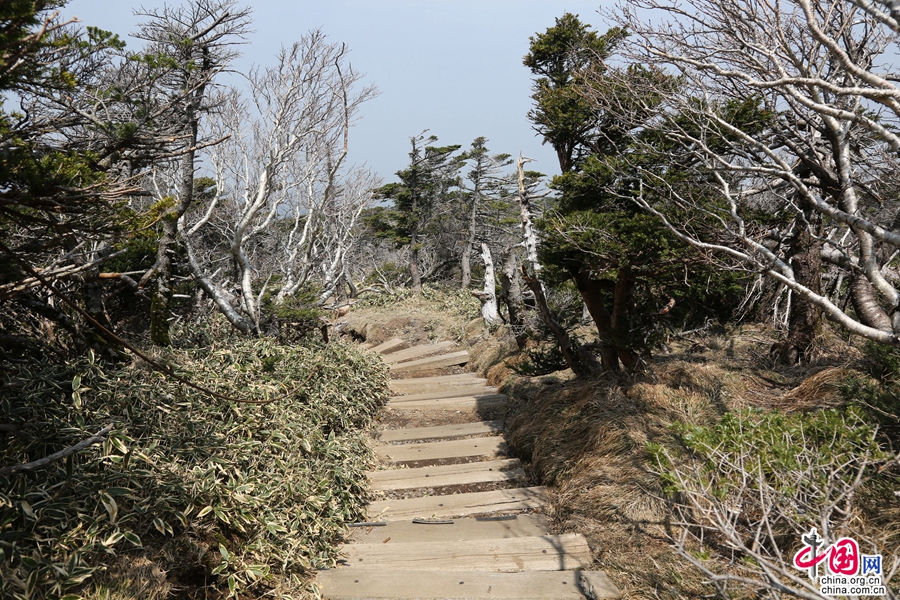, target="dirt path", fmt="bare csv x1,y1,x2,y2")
315,338,621,600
